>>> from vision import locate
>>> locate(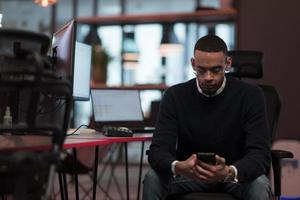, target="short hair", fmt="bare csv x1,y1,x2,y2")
194,35,228,56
